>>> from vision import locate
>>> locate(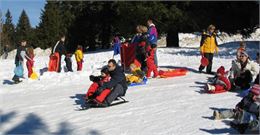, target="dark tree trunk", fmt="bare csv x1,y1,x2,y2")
166,29,179,47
